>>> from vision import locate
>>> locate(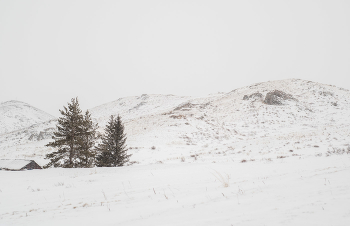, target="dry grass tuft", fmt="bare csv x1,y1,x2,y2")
212,170,230,187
